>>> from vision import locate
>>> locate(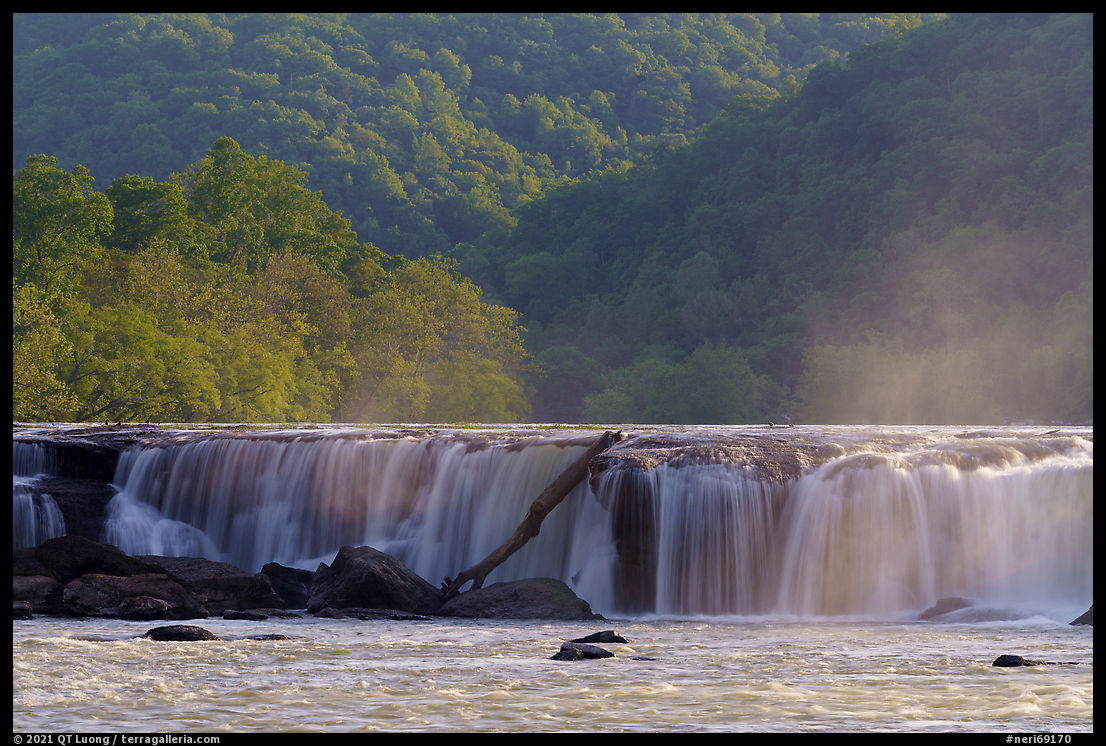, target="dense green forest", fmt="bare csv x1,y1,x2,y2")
13,13,1093,424
463,12,1093,425
13,141,530,423
13,13,934,259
